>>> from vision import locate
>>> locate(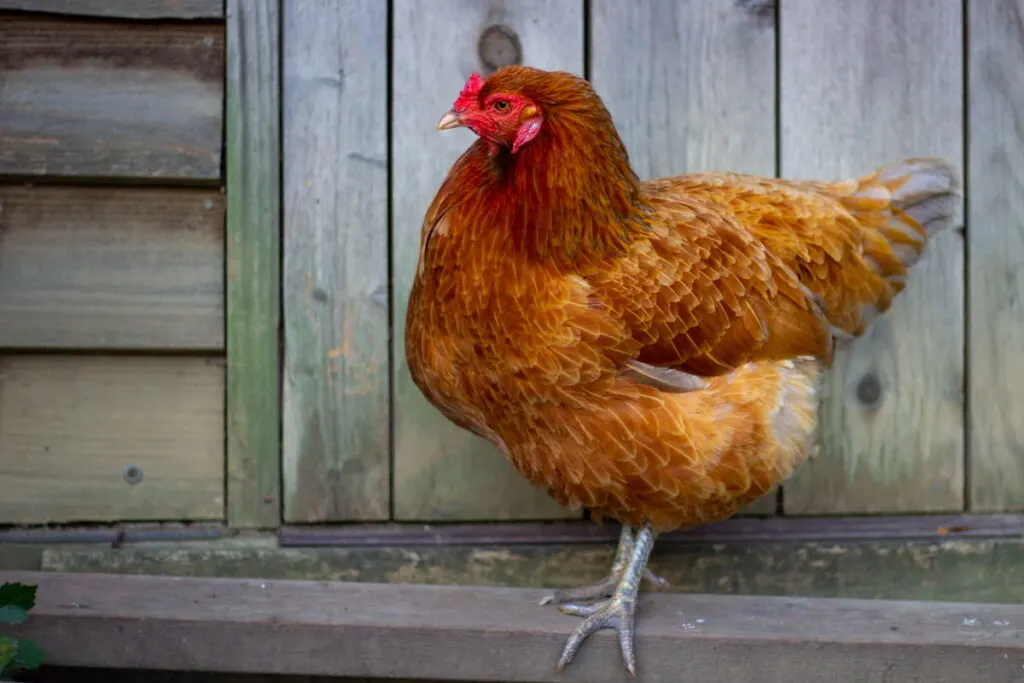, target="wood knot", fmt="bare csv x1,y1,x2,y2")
855,373,883,408
478,24,522,74
735,0,776,25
